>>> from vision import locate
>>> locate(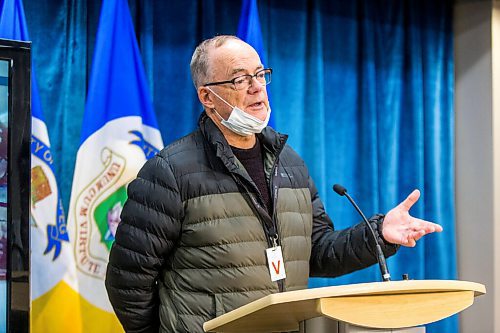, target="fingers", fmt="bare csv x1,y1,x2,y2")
402,235,416,247
411,218,443,233
410,230,426,242
401,231,421,247
433,223,443,232
399,189,421,211
401,226,441,248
